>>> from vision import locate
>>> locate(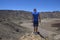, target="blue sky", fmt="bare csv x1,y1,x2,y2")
0,0,60,12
